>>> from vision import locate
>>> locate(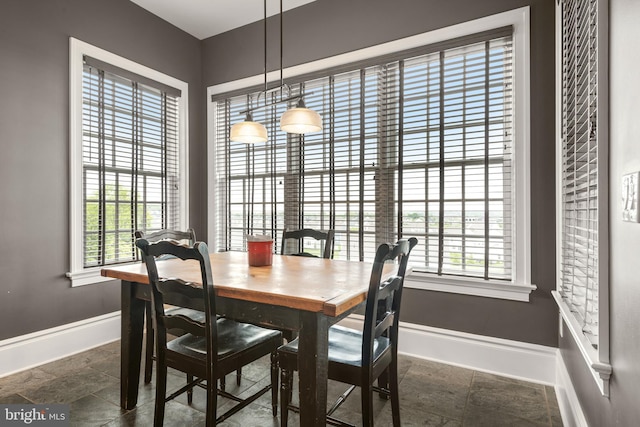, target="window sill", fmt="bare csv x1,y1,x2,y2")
552,291,612,397
66,265,129,287
405,271,536,302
